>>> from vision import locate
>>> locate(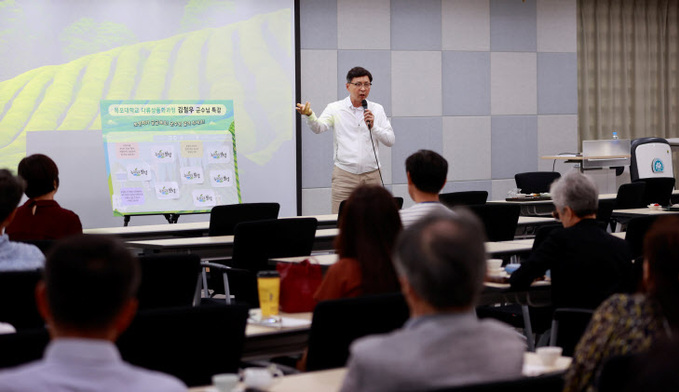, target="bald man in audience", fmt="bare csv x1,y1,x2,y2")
340,210,524,392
